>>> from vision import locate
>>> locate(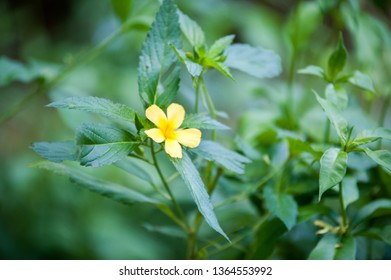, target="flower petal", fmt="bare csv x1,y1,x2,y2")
176,128,202,148
165,139,182,158
146,104,167,129
145,128,165,143
167,103,185,130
